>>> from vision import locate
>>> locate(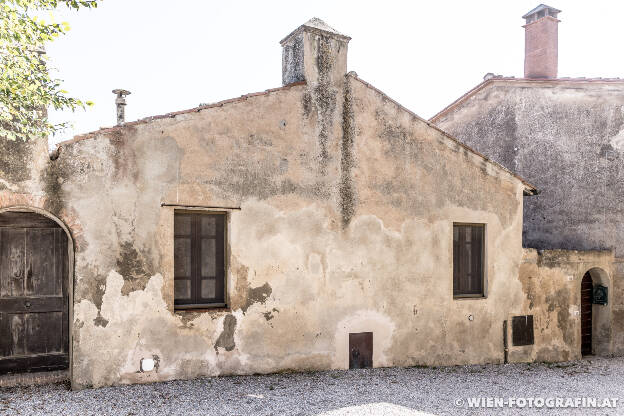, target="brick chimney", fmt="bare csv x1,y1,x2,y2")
523,4,561,79
280,18,351,86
